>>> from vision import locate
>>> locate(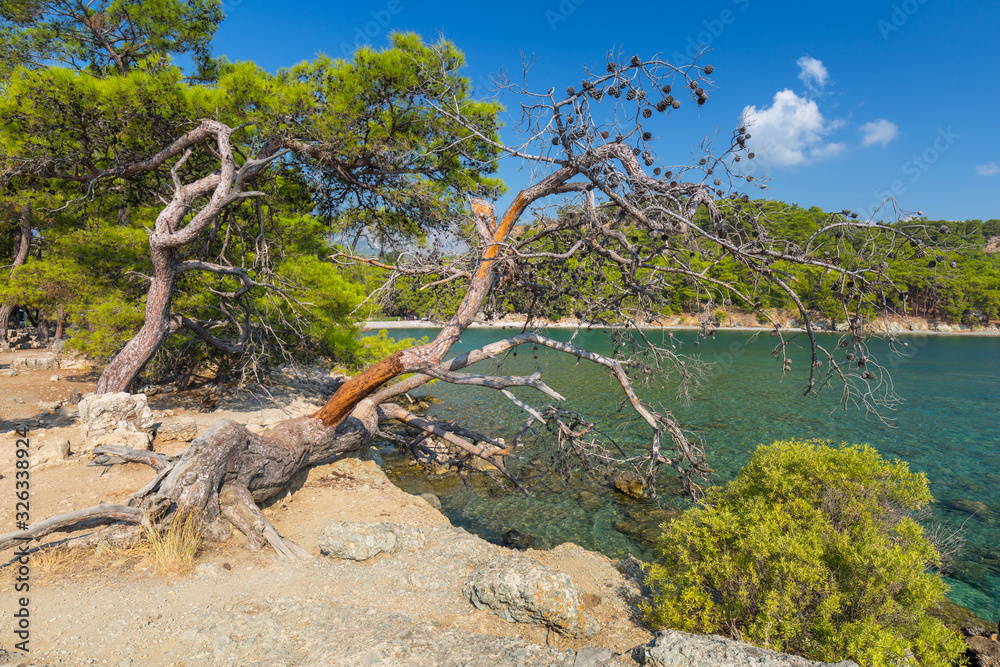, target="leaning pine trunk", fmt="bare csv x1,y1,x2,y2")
95,246,176,393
